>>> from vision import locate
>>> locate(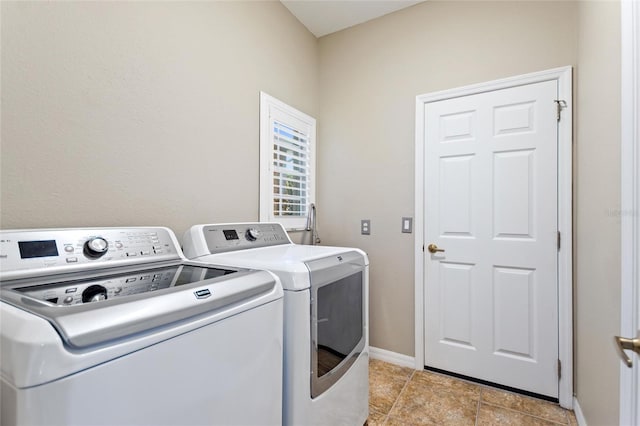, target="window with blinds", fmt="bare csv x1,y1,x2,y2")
260,92,316,230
